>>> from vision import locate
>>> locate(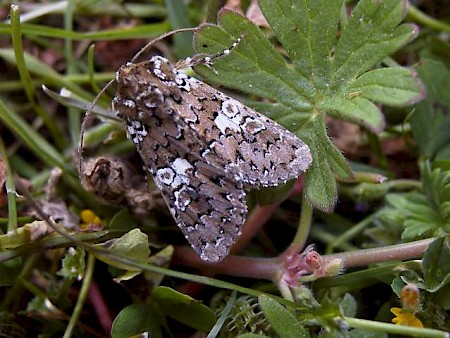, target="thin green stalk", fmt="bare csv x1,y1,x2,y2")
286,194,313,254
345,316,449,338
0,216,34,225
325,215,374,254
0,136,17,232
407,5,450,34
278,281,294,302
0,72,115,92
63,253,95,338
2,255,38,311
9,4,65,149
9,154,39,178
15,2,167,21
386,179,422,190
367,132,388,169
314,261,422,290
353,171,387,184
18,187,292,306
87,44,101,94
21,278,51,300
207,291,237,338
64,0,80,144
0,21,171,40
0,99,67,170
310,226,358,252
